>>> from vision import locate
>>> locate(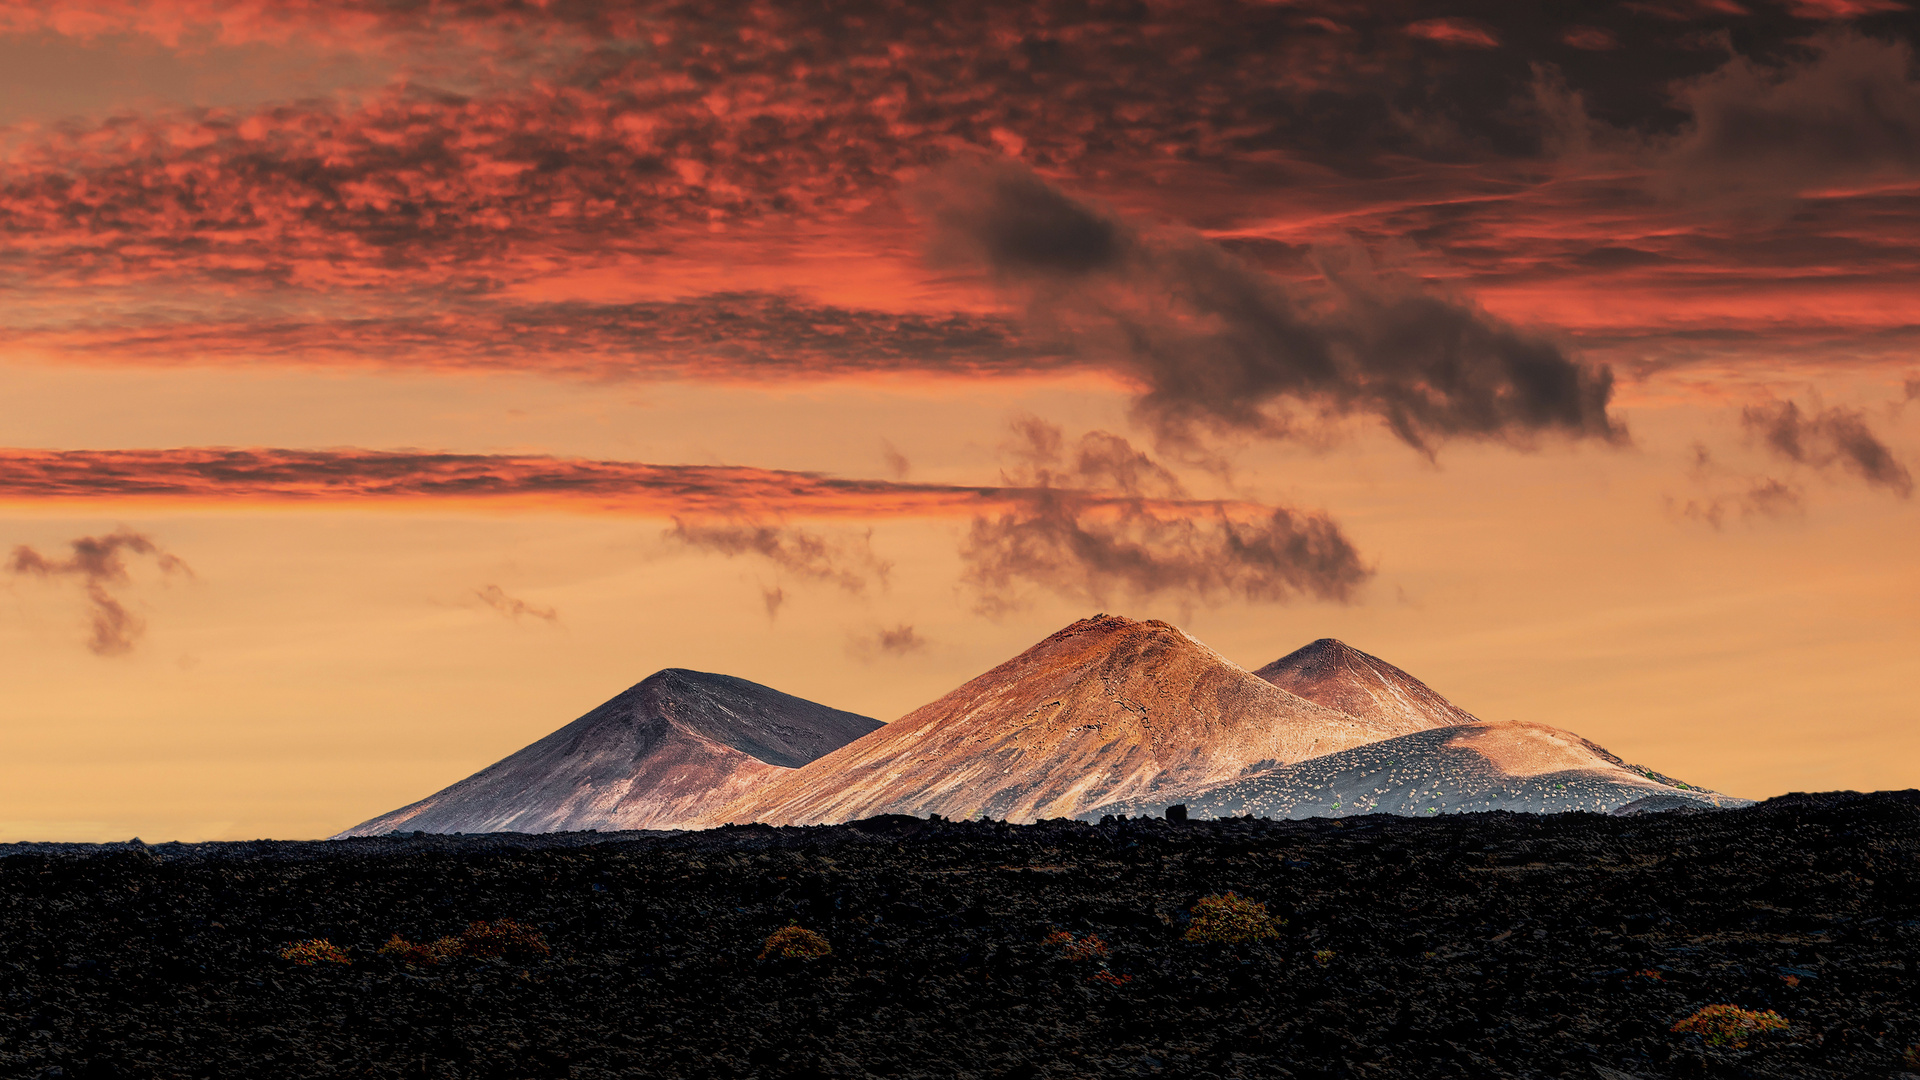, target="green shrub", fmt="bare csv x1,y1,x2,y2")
759,924,832,960
1183,892,1283,944
1670,1004,1788,1048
